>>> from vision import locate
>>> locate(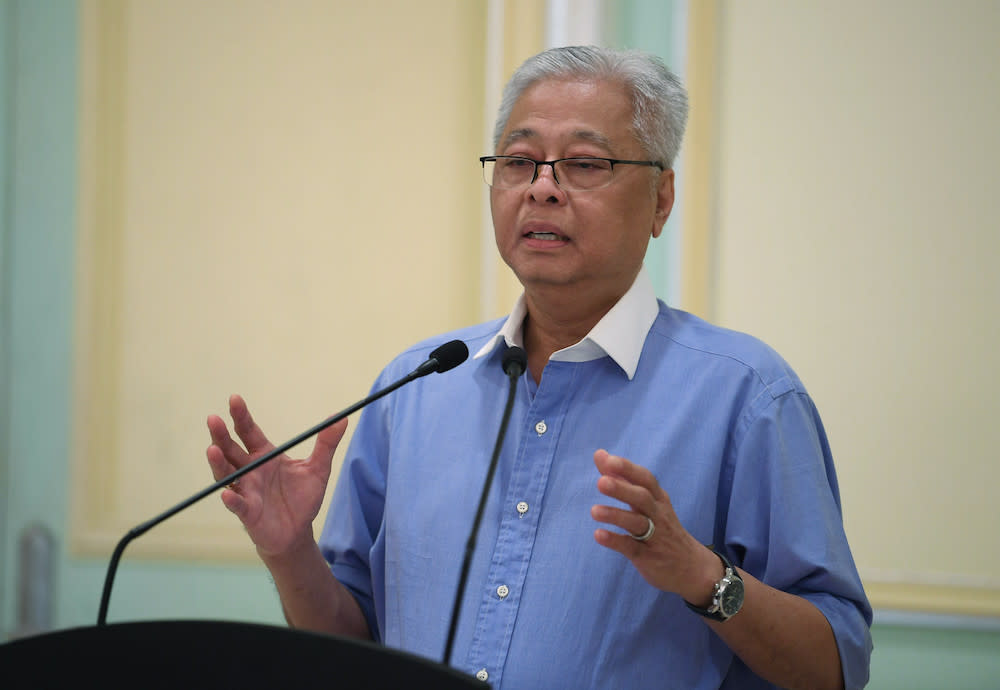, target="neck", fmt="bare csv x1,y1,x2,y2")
521,283,624,384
